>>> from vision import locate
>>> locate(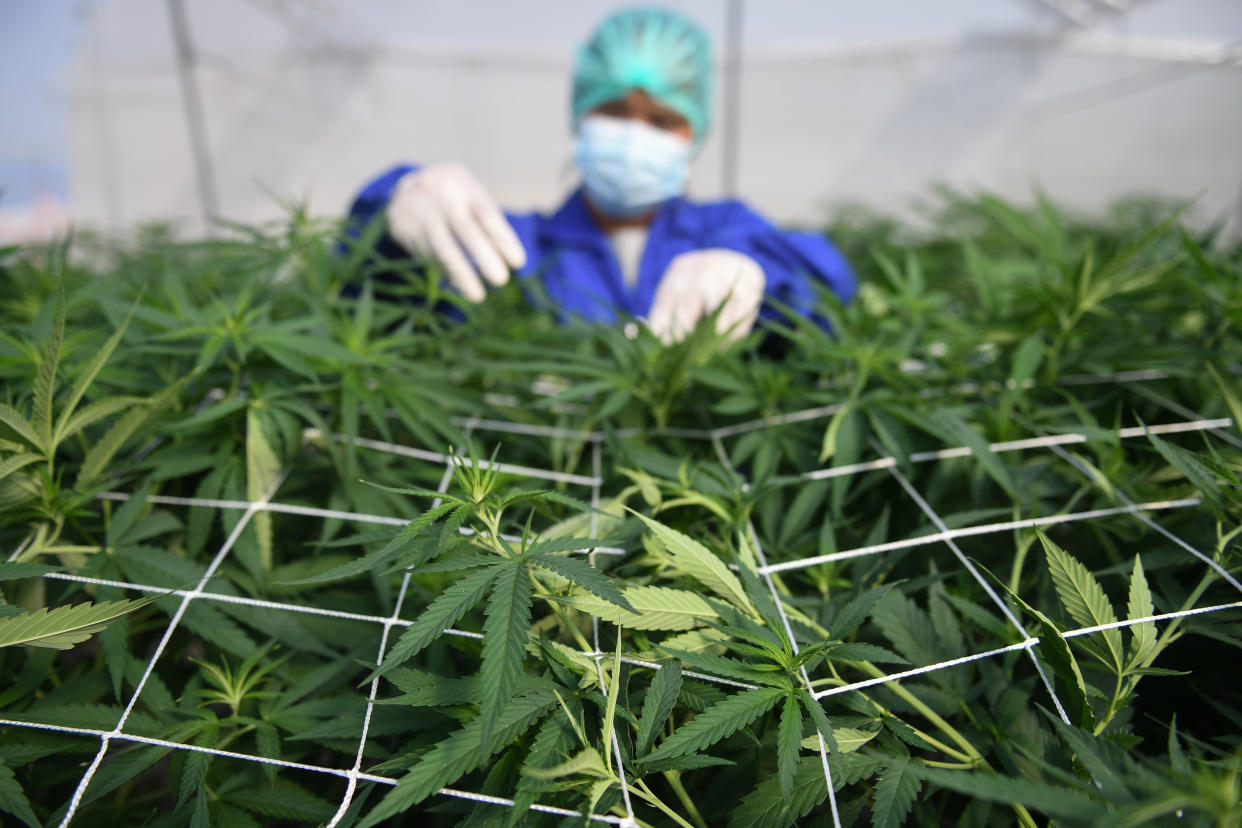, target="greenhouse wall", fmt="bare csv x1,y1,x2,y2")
61,0,1242,236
